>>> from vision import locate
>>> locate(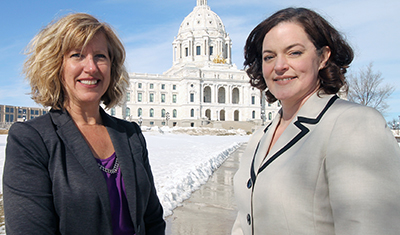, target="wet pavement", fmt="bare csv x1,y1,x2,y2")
165,143,247,235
